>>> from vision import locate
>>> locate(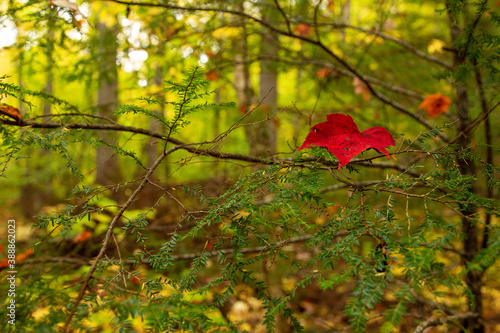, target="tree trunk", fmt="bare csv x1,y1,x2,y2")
95,20,122,185
233,1,278,162
19,8,56,218
340,0,351,42
145,61,166,170
256,9,278,157
232,3,255,150
448,9,484,333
